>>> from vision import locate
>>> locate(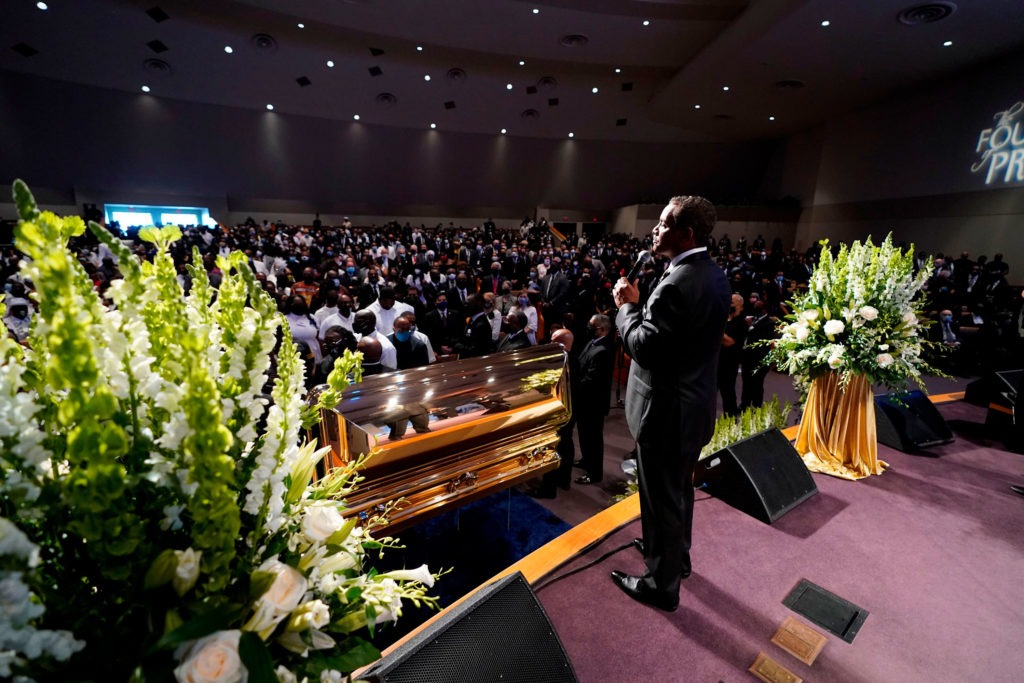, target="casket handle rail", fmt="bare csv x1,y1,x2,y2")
447,471,479,493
